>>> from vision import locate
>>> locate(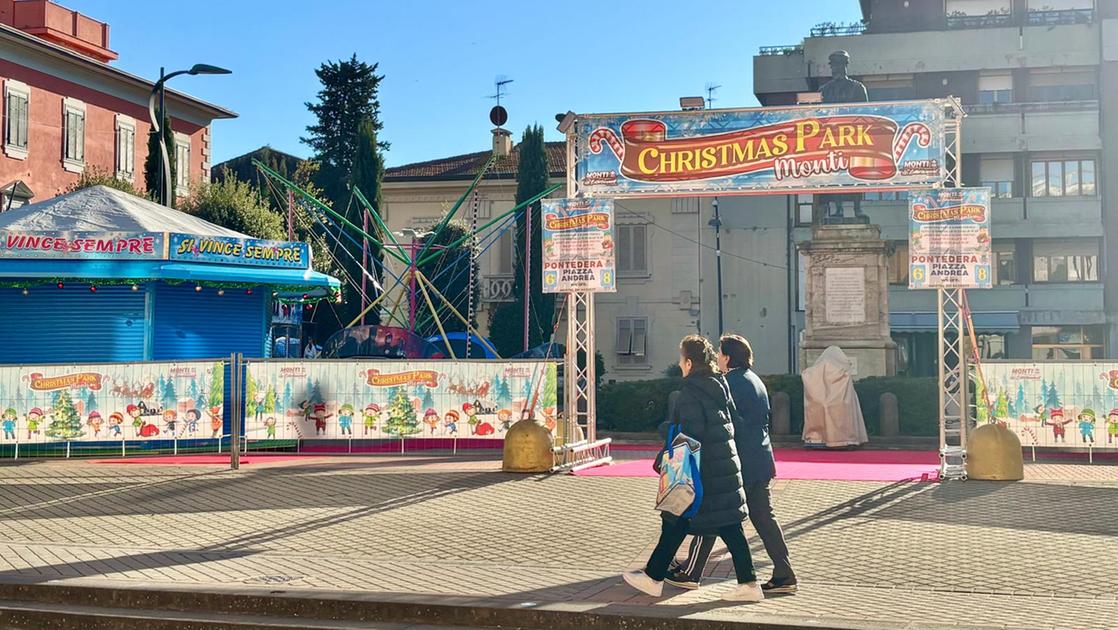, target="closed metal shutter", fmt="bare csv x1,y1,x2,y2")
153,285,266,360
0,285,146,363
